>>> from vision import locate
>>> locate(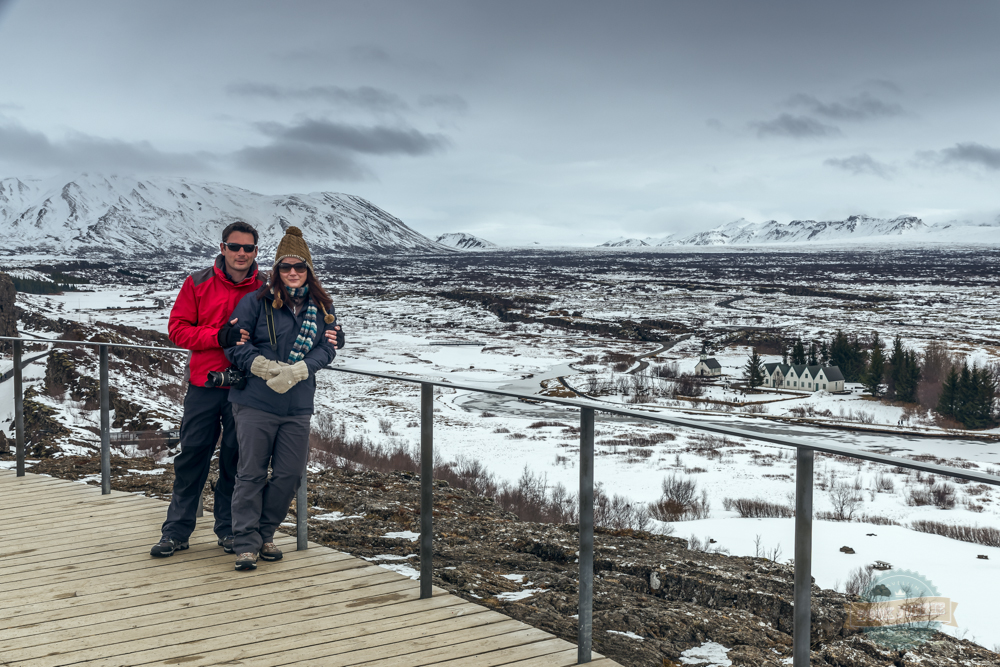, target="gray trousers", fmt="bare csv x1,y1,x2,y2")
230,403,311,555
